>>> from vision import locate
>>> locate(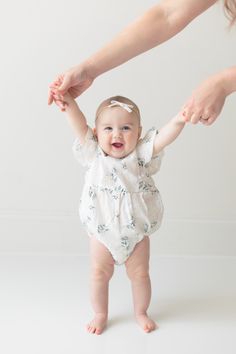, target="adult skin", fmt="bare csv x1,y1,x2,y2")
48,0,236,125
